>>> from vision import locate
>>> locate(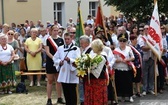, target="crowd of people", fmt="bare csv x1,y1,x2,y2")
0,13,168,105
